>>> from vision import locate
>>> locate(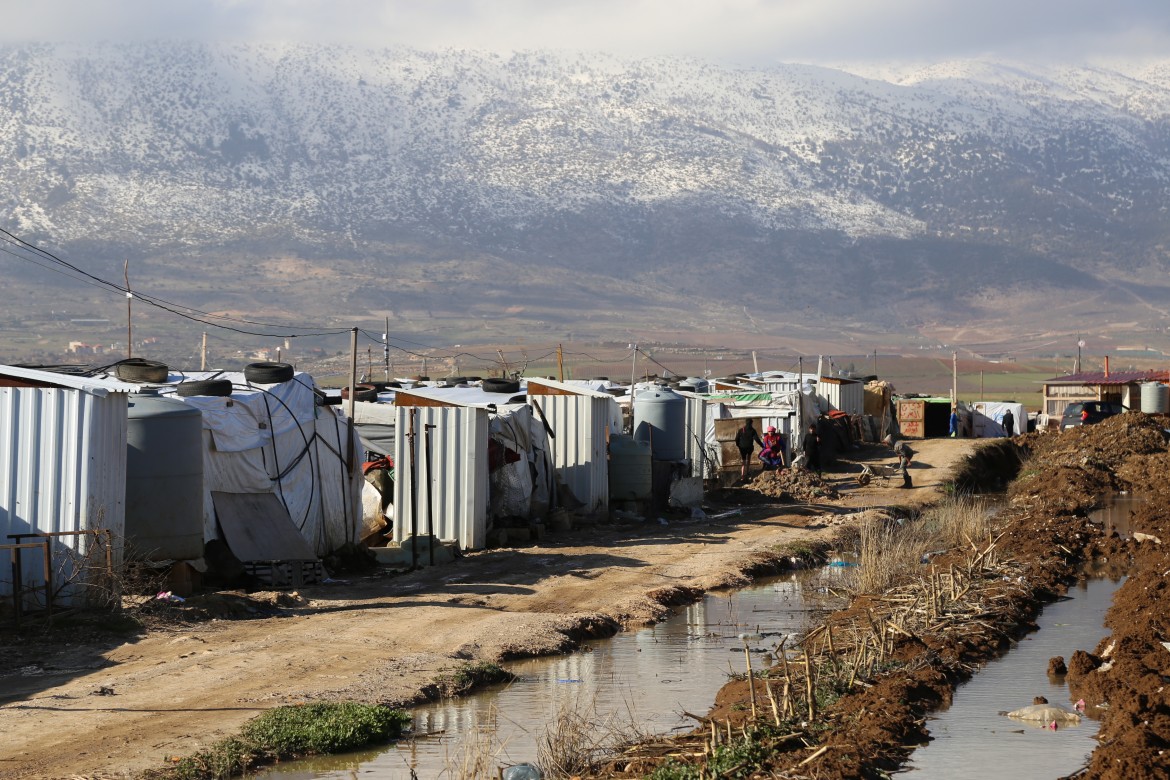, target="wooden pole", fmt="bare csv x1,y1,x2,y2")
384,317,391,382
952,350,958,402
743,642,758,720
201,332,207,371
557,343,564,382
347,328,358,476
